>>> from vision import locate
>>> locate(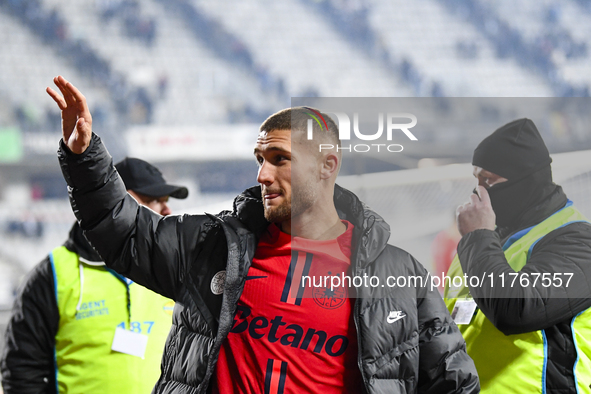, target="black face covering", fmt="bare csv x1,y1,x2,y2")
485,166,553,227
